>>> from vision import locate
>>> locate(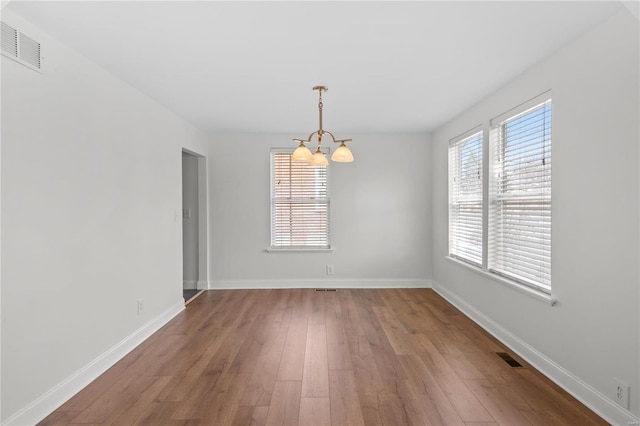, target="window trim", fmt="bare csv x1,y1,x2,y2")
445,255,556,305
266,247,334,254
448,126,484,267
489,96,552,294
269,147,331,251
446,91,553,303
